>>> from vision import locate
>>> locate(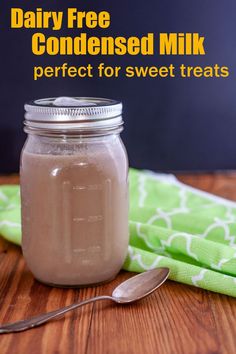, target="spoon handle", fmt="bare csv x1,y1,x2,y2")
0,295,113,334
